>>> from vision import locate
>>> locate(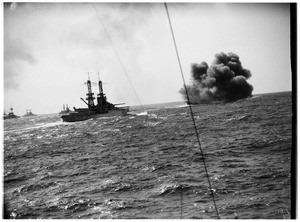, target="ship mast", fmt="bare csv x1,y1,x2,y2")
86,72,95,108
97,72,104,96
96,72,107,111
